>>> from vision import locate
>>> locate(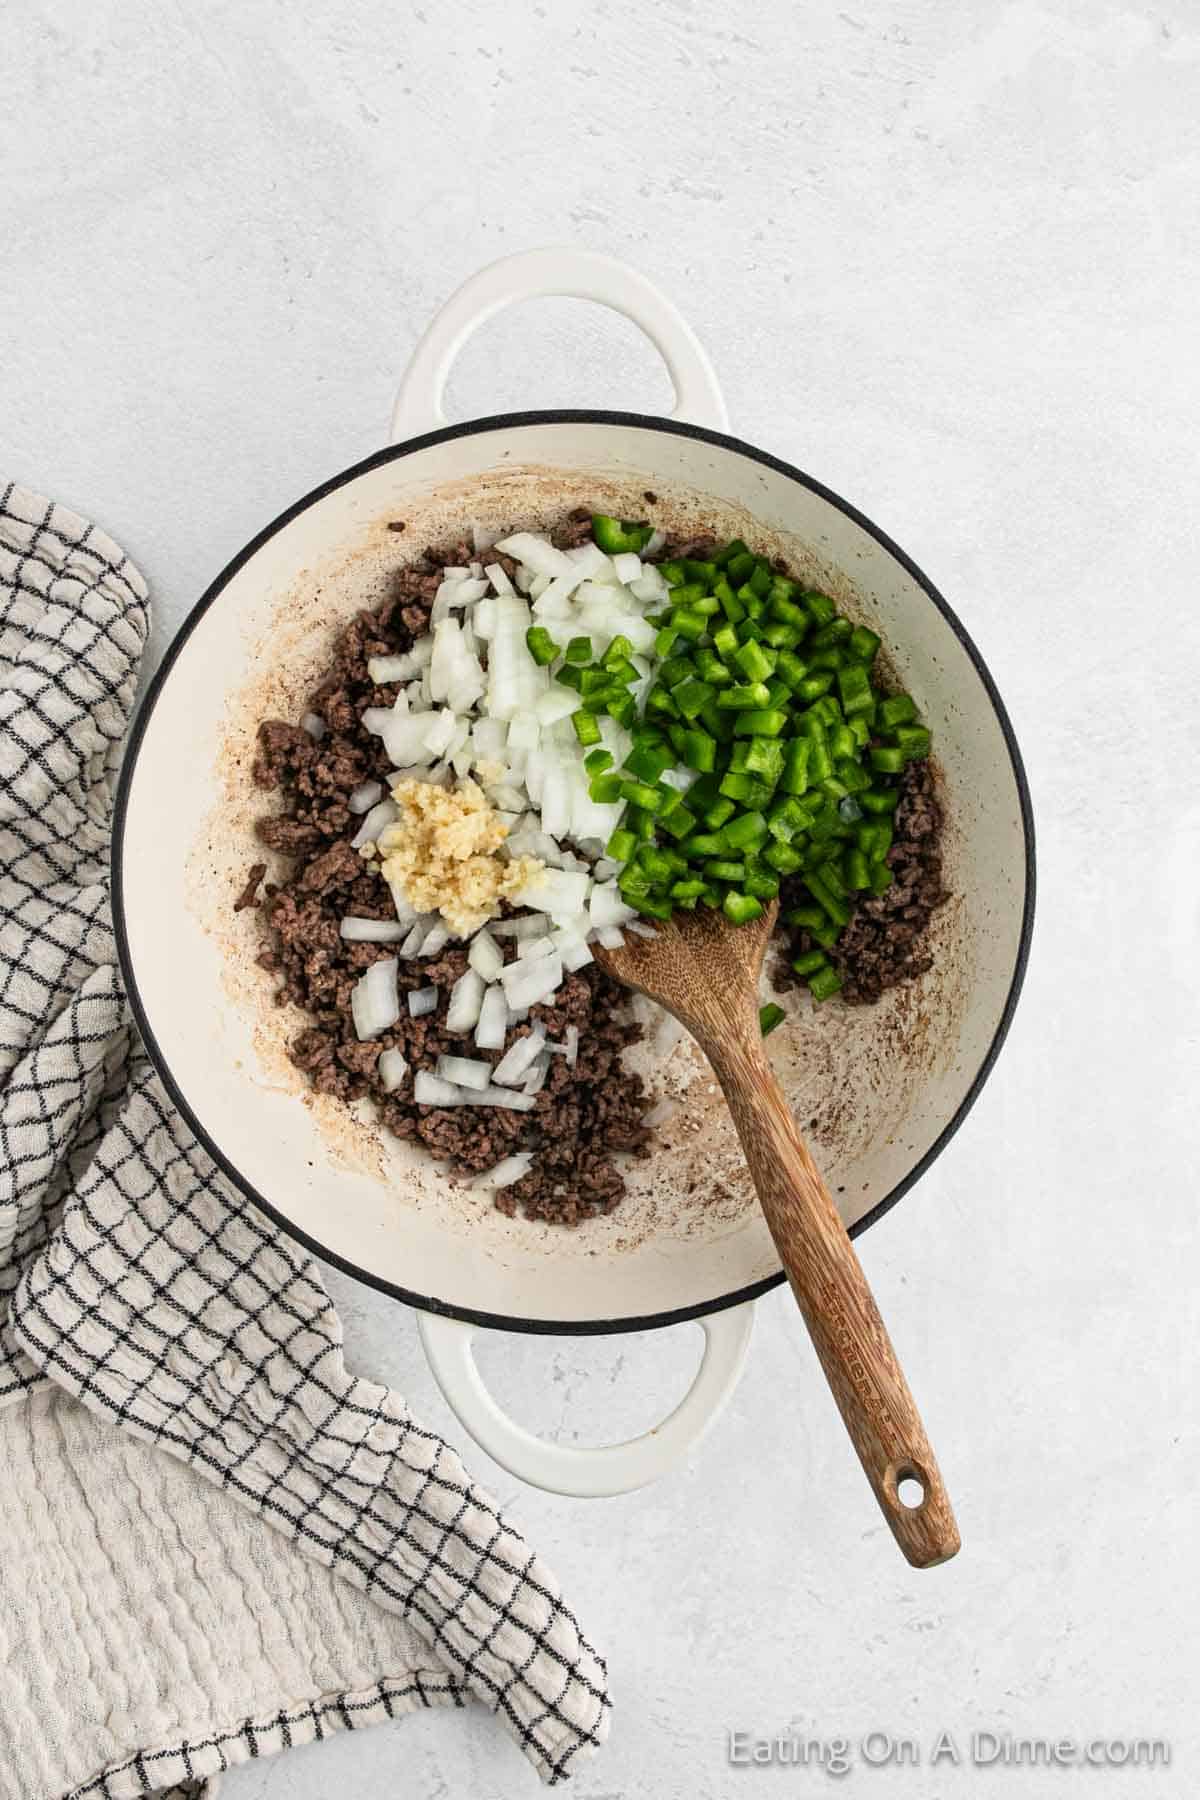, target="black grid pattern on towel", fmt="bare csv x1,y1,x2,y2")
0,482,610,1789
66,1671,464,1800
